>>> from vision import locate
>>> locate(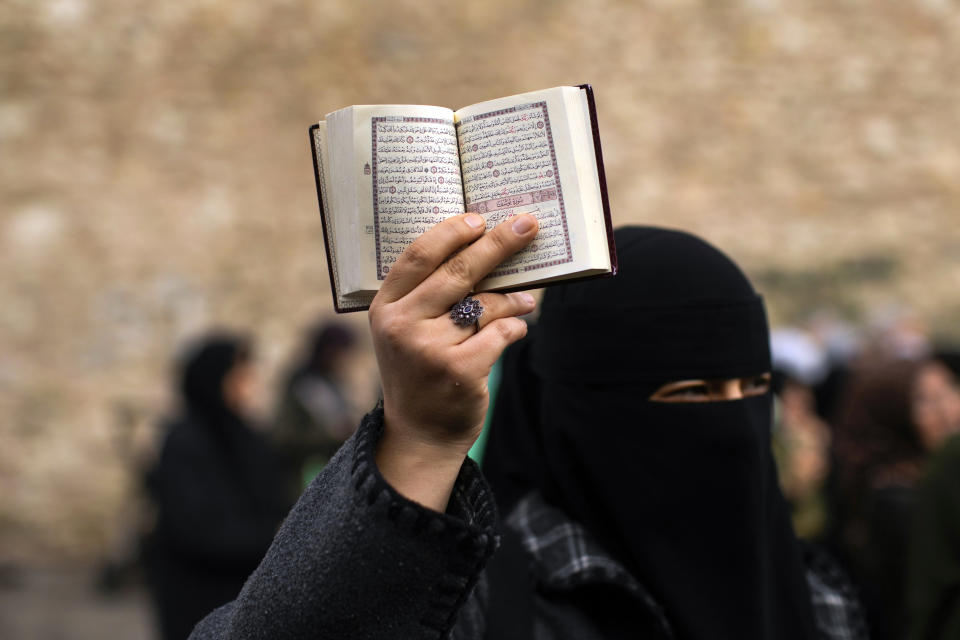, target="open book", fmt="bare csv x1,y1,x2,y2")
309,84,617,312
